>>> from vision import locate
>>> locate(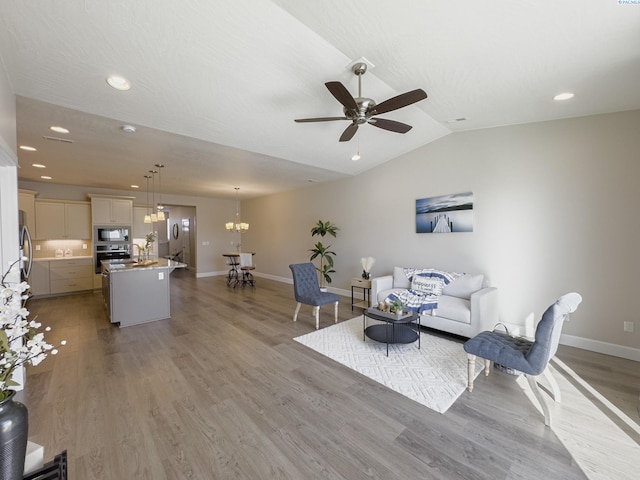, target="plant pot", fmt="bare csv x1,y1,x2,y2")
0,390,29,479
